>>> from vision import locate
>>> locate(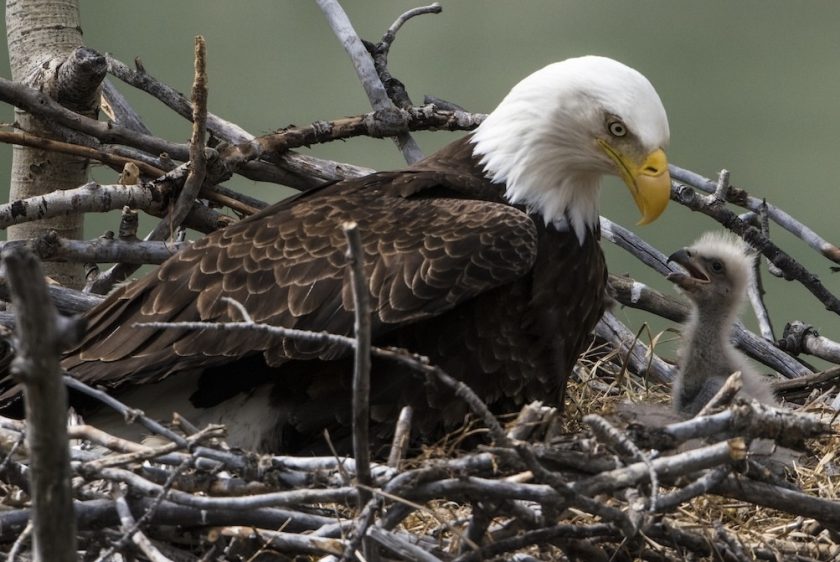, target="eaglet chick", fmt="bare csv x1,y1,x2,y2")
667,232,778,416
